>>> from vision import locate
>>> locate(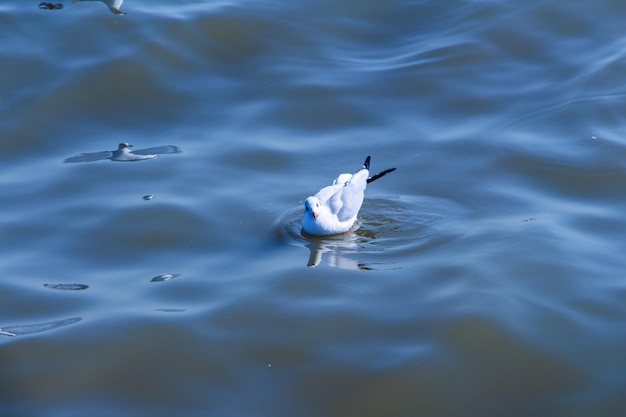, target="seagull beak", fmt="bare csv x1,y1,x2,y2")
312,211,318,219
